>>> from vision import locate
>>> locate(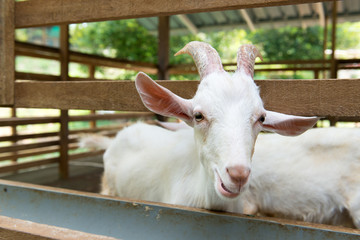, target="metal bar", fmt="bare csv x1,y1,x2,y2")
0,180,359,239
